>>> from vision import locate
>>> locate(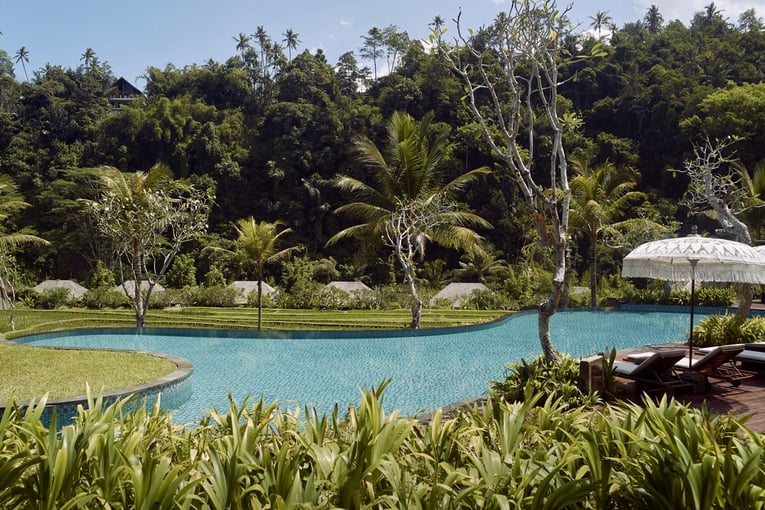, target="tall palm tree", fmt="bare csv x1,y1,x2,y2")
589,11,612,40
644,5,664,33
282,28,300,61
14,47,29,80
569,158,645,307
233,32,251,59
360,27,385,80
234,218,299,330
328,111,491,328
80,47,96,70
